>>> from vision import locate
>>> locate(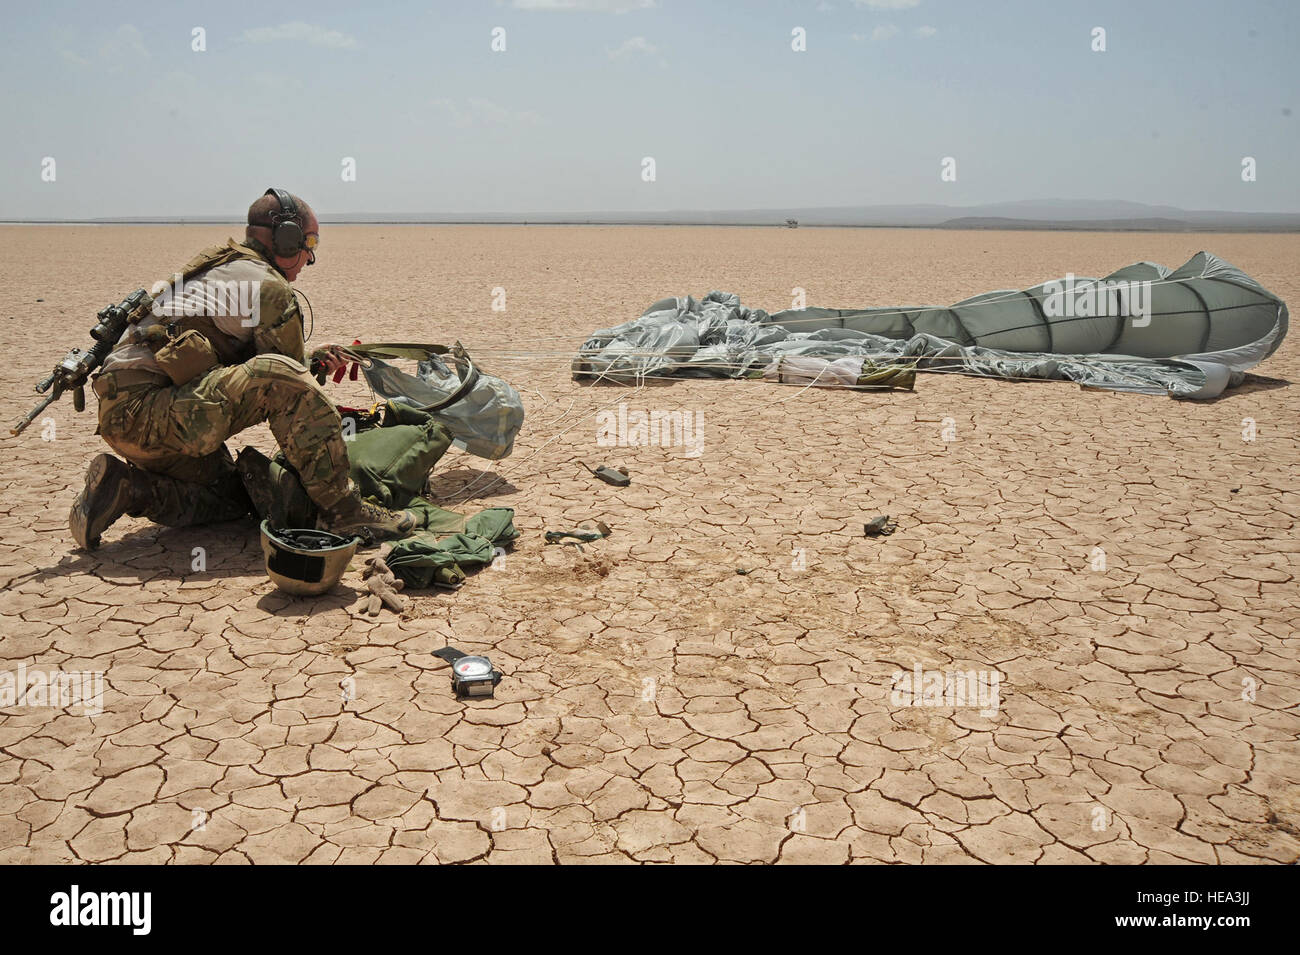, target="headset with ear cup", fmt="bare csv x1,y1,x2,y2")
265,187,305,258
